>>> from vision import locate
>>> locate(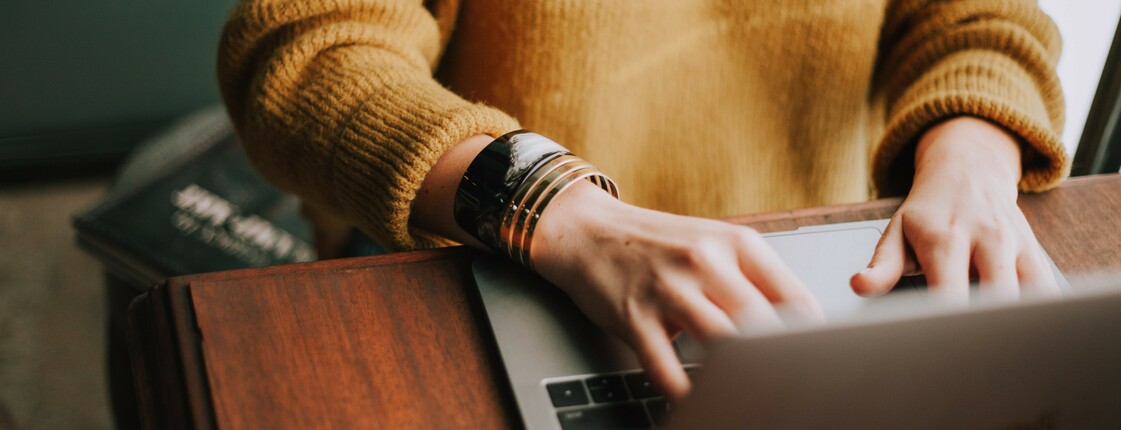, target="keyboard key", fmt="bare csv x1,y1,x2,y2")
623,372,661,399
547,380,590,407
645,398,671,427
557,403,652,429
585,375,629,403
